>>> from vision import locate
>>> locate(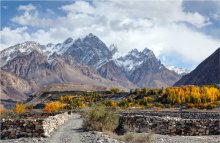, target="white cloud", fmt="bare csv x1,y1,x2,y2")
1,1,219,69
61,1,95,15
1,27,31,48
18,3,36,11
